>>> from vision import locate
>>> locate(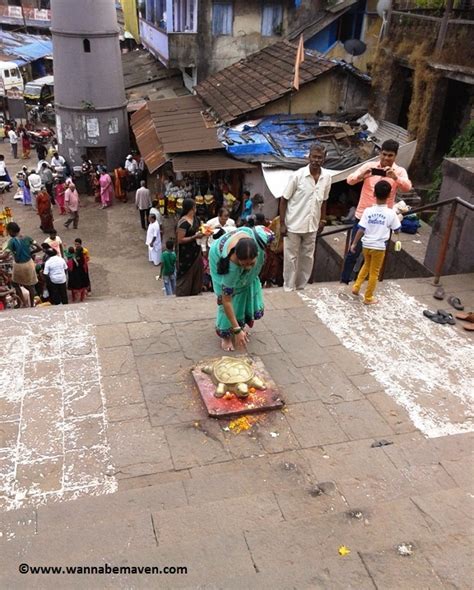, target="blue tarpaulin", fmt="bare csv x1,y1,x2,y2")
0,31,52,66
218,114,377,170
